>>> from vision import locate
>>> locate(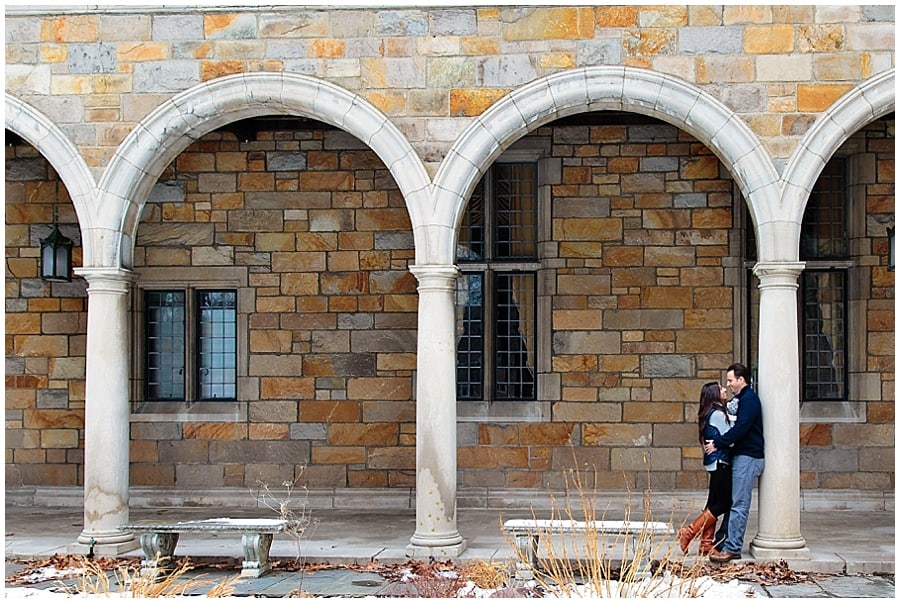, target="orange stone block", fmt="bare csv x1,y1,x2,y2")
260,377,316,400
457,446,529,469
249,423,289,440
449,88,508,117
308,39,346,59
744,25,795,54
299,401,360,423
184,423,244,440
596,6,638,27
519,423,574,446
201,60,244,81
478,424,519,445
504,7,594,40
118,42,168,62
797,84,853,112
328,423,398,446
